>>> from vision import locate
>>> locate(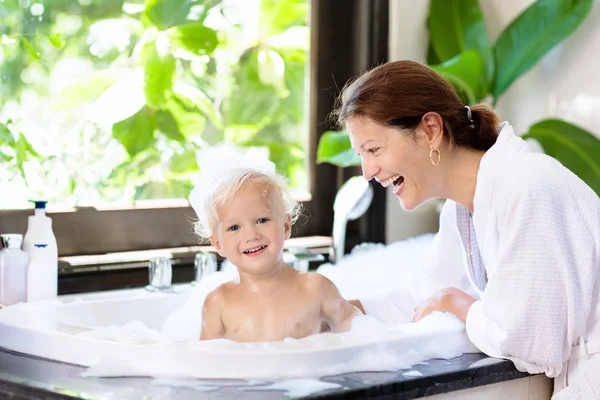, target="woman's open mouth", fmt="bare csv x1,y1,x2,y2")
392,176,404,194
243,245,267,256
381,174,404,193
